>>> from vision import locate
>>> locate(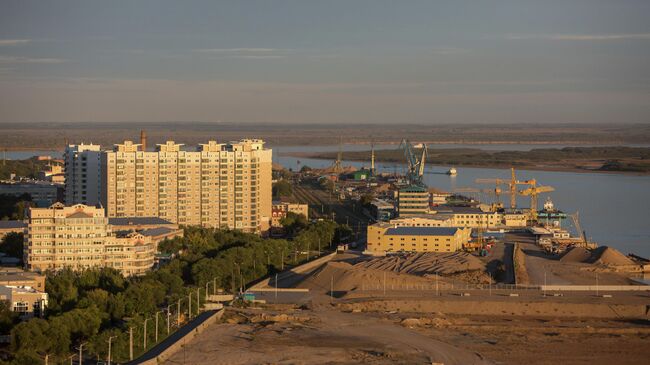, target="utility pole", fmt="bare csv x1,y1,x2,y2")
107,335,117,365
44,354,48,365
129,327,133,360
205,282,210,298
167,305,171,335
188,292,192,320
143,318,150,349
177,299,181,326
196,288,200,315
68,354,74,365
77,342,86,365
155,311,159,343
